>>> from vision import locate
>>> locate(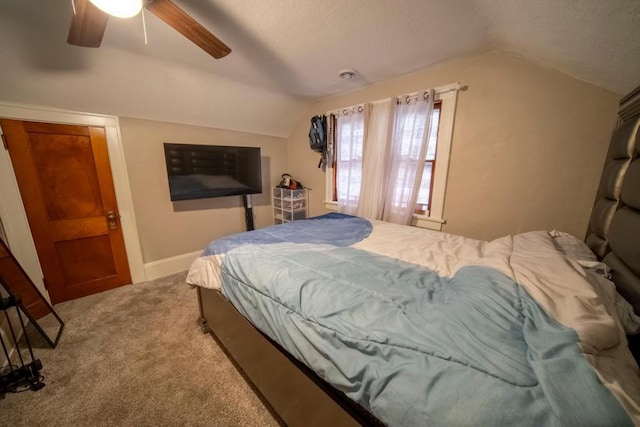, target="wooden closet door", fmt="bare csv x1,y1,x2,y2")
0,119,131,303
